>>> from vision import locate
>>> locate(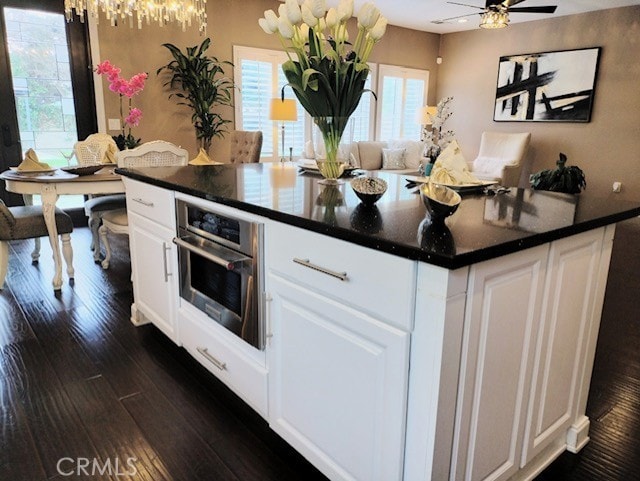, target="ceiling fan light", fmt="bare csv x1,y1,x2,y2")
479,10,509,29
